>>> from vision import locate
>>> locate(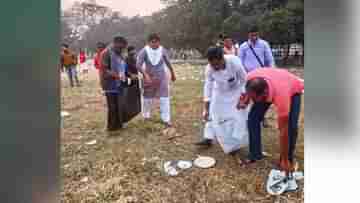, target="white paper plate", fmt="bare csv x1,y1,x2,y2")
86,140,97,145
194,156,216,169
177,160,193,170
